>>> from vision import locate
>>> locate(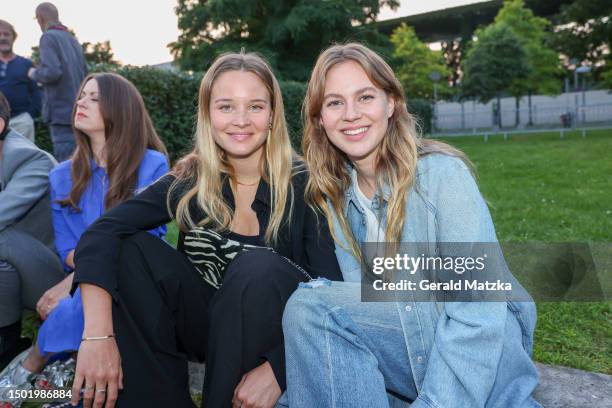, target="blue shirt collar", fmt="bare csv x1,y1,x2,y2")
344,163,391,214
89,158,107,173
